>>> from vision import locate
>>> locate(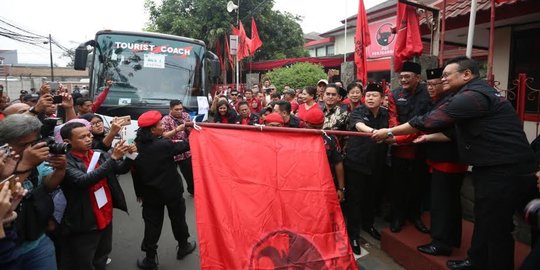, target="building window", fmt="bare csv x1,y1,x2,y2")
316,47,326,57
309,49,316,57
326,45,335,56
